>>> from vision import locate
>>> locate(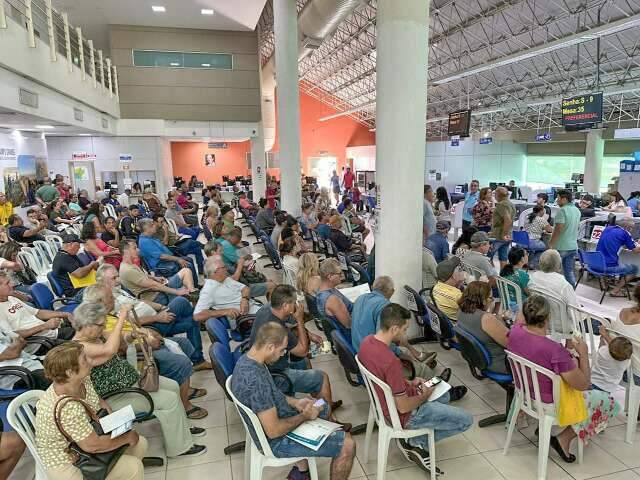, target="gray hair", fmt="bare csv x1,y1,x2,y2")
71,302,108,330
538,249,562,273
138,218,154,232
82,284,109,304
96,263,117,284
372,276,394,298
204,255,225,277
618,217,635,228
